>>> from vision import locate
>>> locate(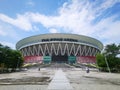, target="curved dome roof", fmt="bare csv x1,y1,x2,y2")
16,33,103,50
